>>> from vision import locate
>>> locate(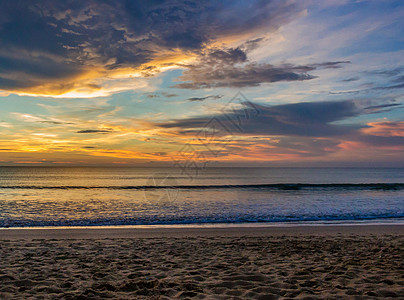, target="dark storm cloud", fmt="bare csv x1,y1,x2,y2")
0,77,36,89
0,0,306,92
0,53,81,79
173,47,349,89
0,1,84,90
